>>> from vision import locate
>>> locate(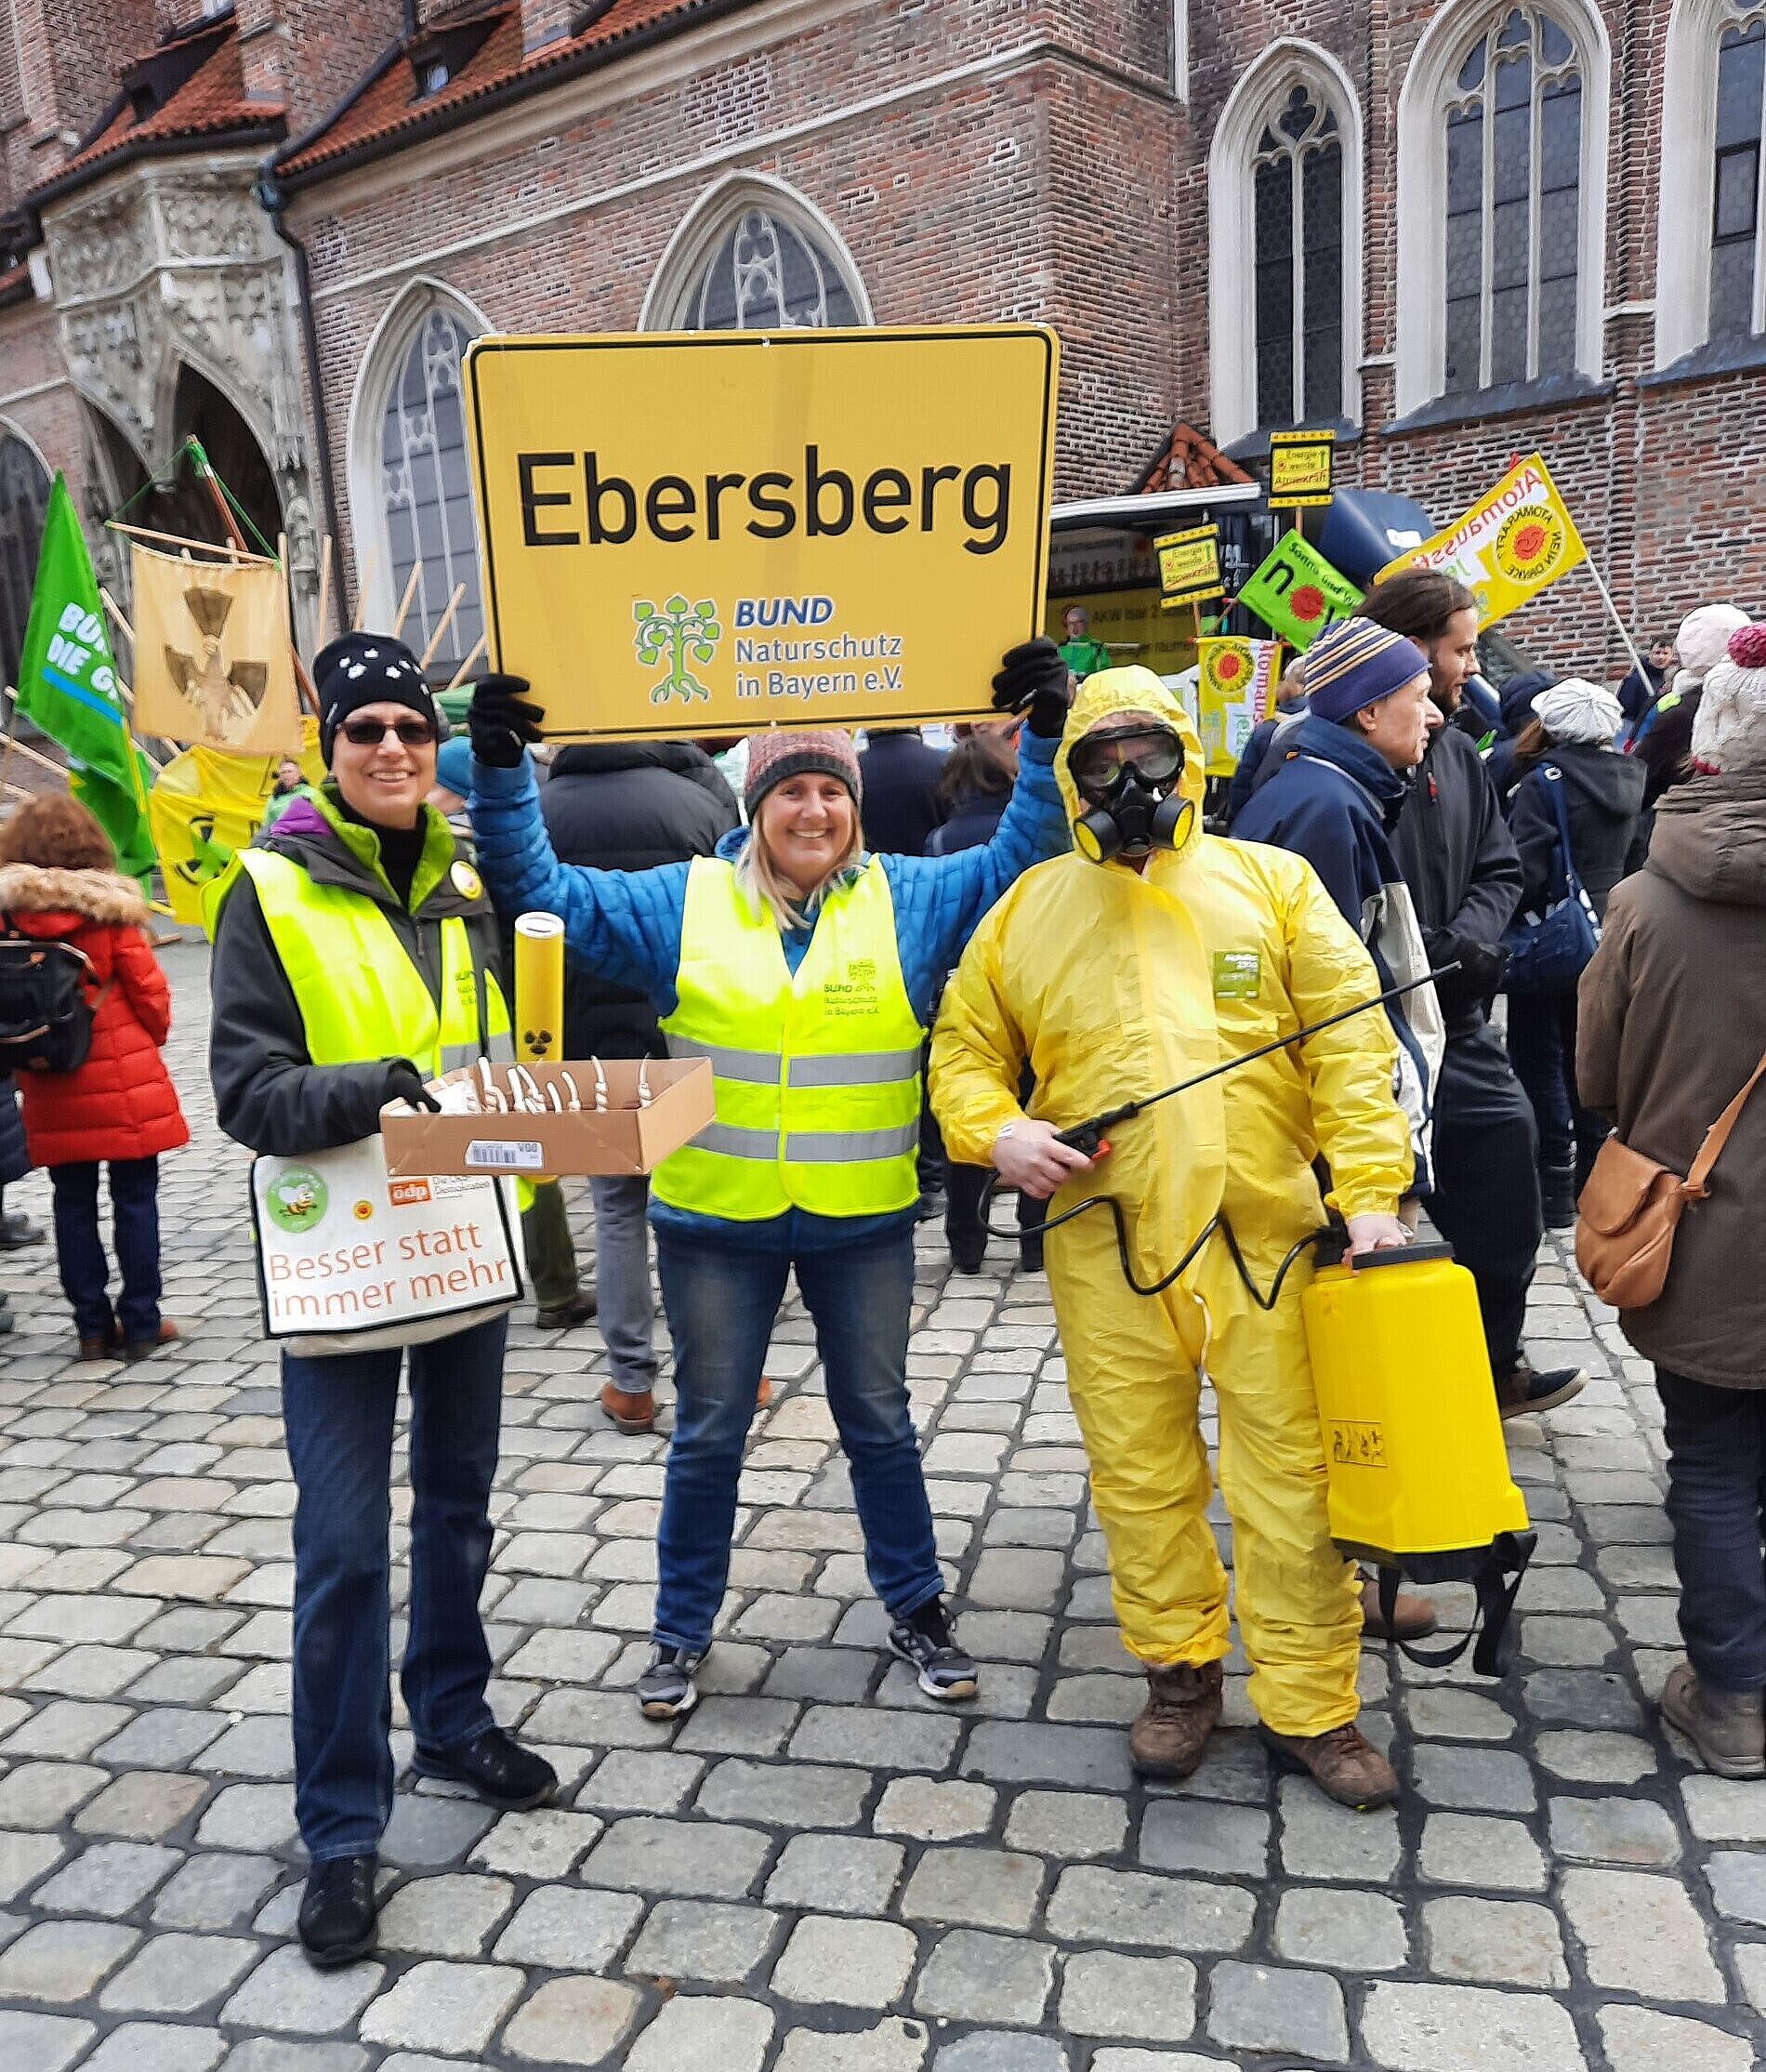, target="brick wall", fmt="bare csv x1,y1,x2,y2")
2,0,162,192
235,0,406,137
